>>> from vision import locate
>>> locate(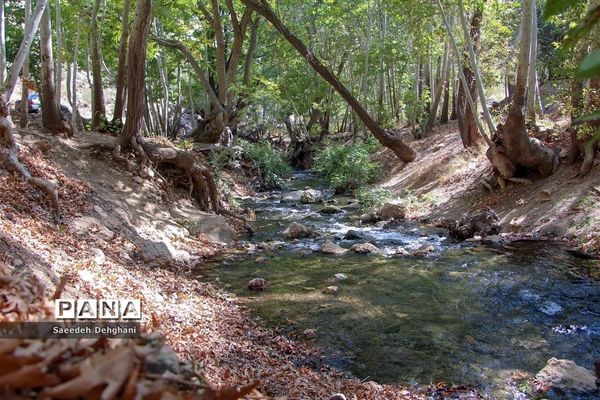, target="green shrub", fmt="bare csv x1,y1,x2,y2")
356,187,393,210
242,141,292,188
313,139,382,193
